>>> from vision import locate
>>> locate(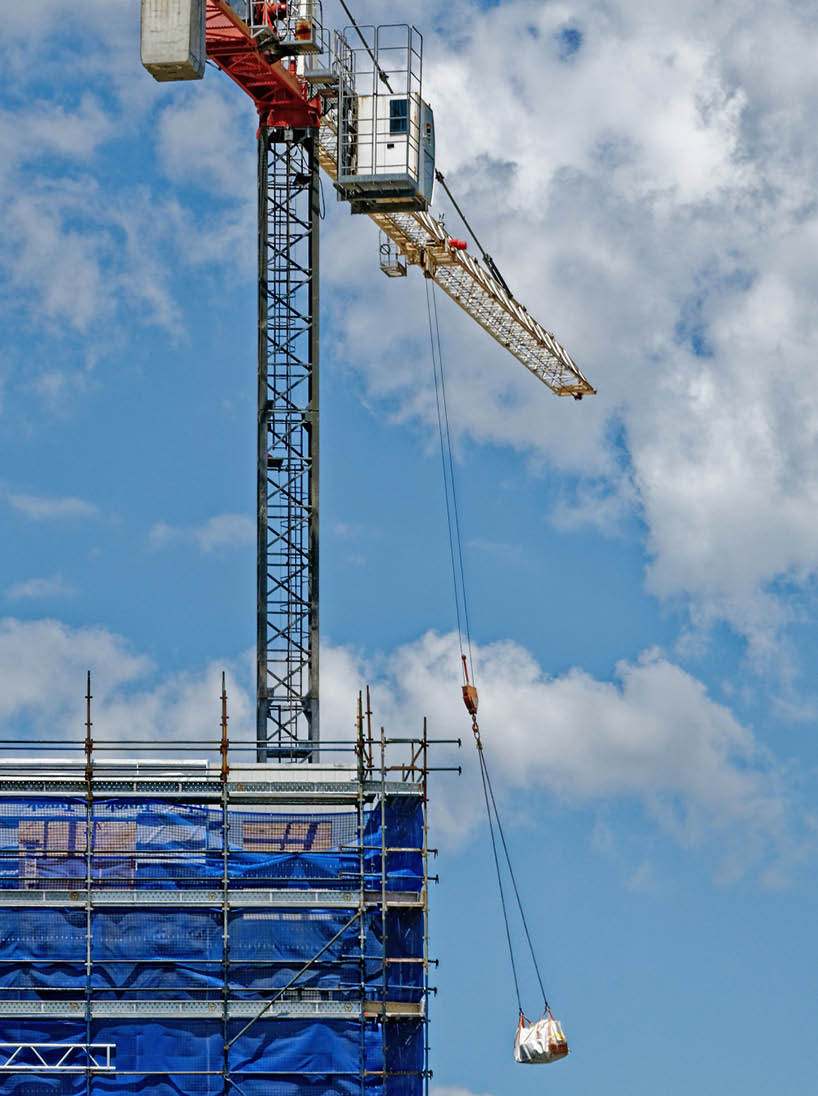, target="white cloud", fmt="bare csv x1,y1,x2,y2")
5,0,818,666
324,632,792,865
98,657,255,750
2,177,186,337
0,50,244,363
313,1,818,658
7,491,99,520
23,93,117,162
0,618,149,735
0,616,804,878
195,514,255,552
155,85,256,200
150,513,255,553
5,575,78,601
550,472,638,538
0,617,250,749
